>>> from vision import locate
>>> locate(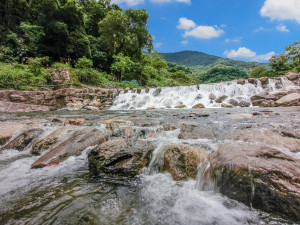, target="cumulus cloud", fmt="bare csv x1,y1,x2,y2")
177,17,196,30
276,24,289,32
225,37,242,43
181,40,189,45
253,27,265,32
183,25,224,39
111,0,144,6
224,47,275,62
260,0,300,23
150,0,191,4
